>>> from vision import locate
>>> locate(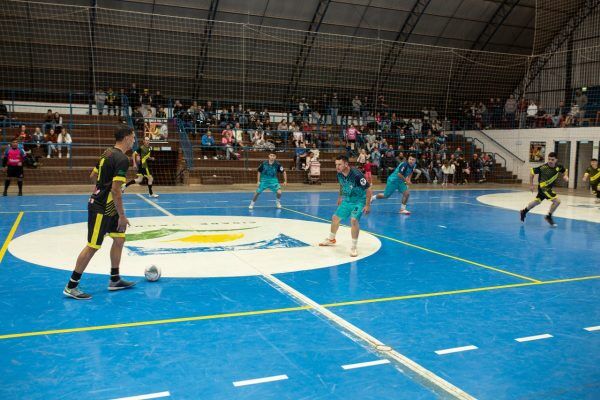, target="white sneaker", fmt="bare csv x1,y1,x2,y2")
350,247,358,257
203,156,207,160
47,155,50,158
370,194,377,202
58,153,62,159
399,209,411,215
249,204,254,210
319,238,336,246
276,201,282,209
150,194,159,198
